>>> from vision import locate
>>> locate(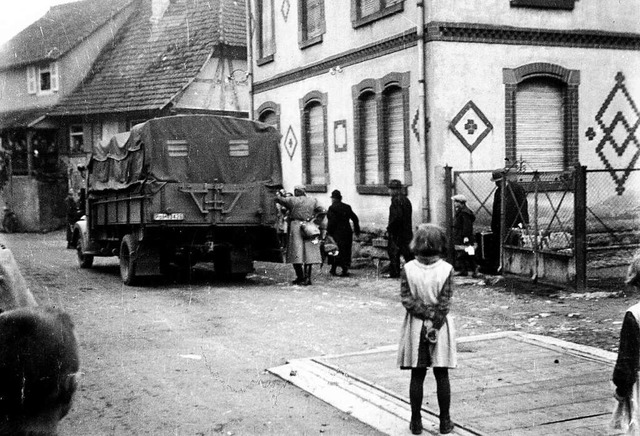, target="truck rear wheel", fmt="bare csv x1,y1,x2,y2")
77,238,94,269
120,235,139,285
